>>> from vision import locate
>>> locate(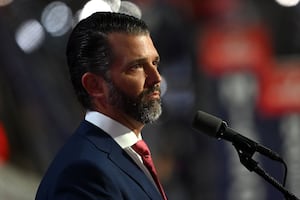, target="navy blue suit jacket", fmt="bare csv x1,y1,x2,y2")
35,120,164,200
